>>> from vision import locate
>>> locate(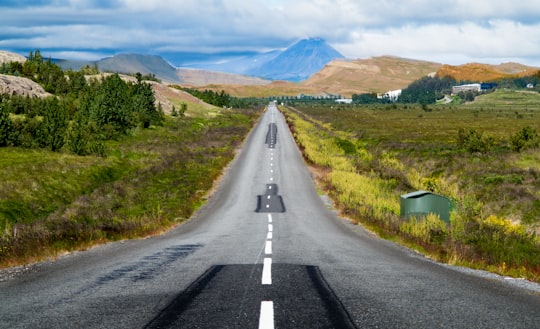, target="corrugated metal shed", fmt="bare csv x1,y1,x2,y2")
400,190,452,222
